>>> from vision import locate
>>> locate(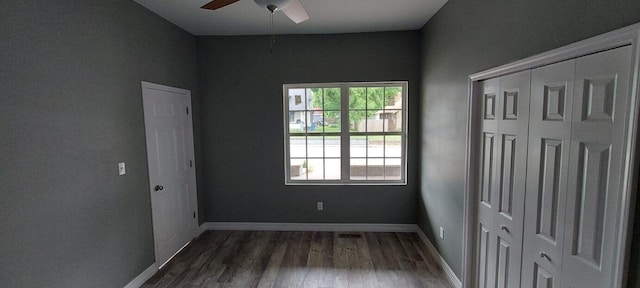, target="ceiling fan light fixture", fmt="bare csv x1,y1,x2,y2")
253,0,291,10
